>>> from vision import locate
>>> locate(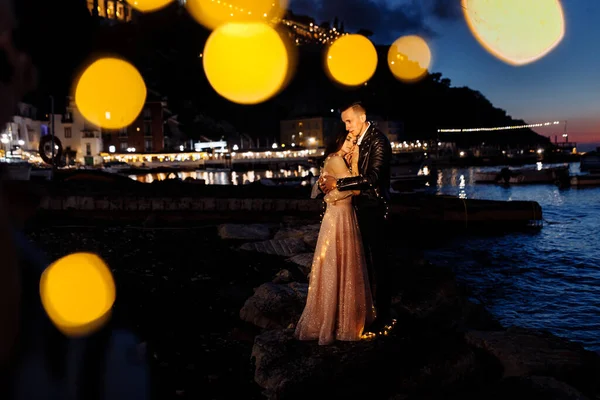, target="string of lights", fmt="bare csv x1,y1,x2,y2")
199,0,346,45
438,120,562,133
